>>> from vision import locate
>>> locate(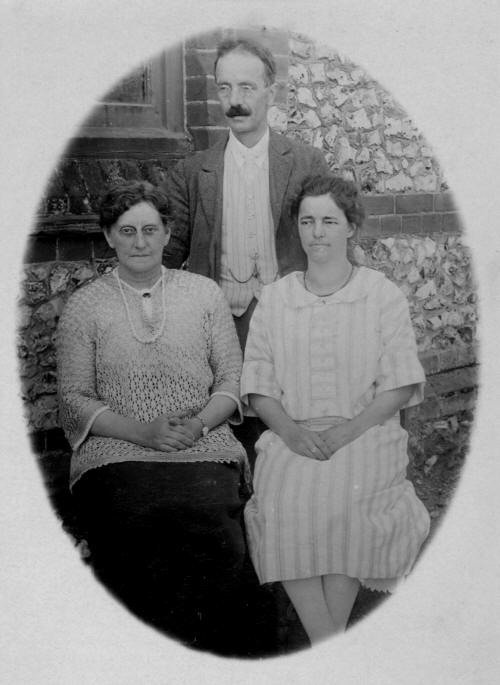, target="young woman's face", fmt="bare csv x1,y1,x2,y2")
297,193,354,265
104,201,169,282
